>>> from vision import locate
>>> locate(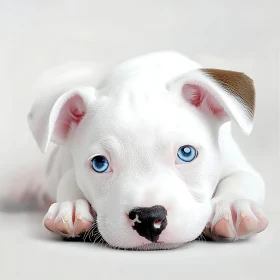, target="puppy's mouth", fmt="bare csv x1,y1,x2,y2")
60,218,182,250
